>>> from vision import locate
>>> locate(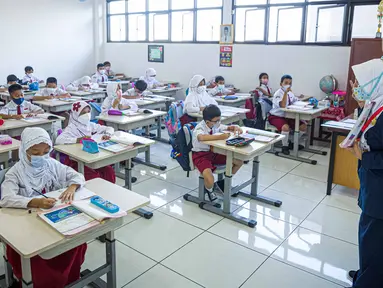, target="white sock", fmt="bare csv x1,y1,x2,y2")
205,186,213,192
281,131,289,146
